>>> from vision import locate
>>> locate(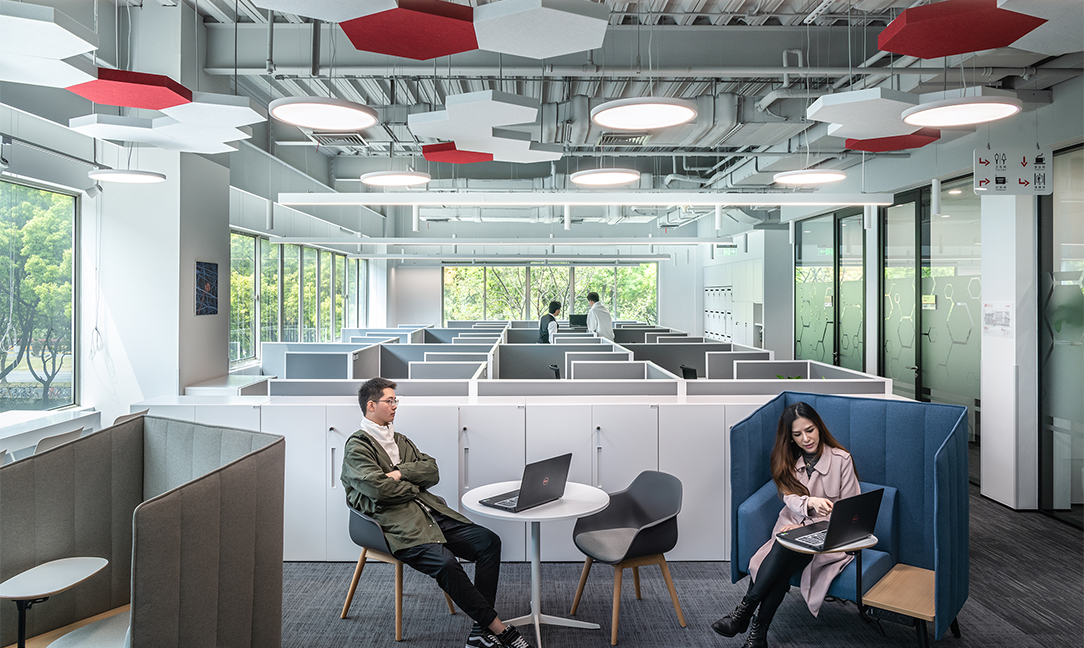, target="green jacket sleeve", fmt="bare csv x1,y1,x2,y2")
341,436,419,506
395,435,440,490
